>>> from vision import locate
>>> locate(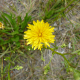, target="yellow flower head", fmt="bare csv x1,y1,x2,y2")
24,20,55,50
0,22,4,29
